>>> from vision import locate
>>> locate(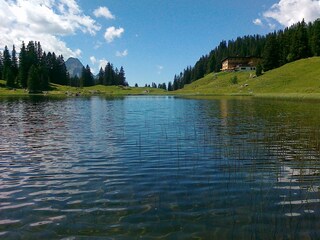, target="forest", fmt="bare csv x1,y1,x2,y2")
0,41,127,93
169,19,320,91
